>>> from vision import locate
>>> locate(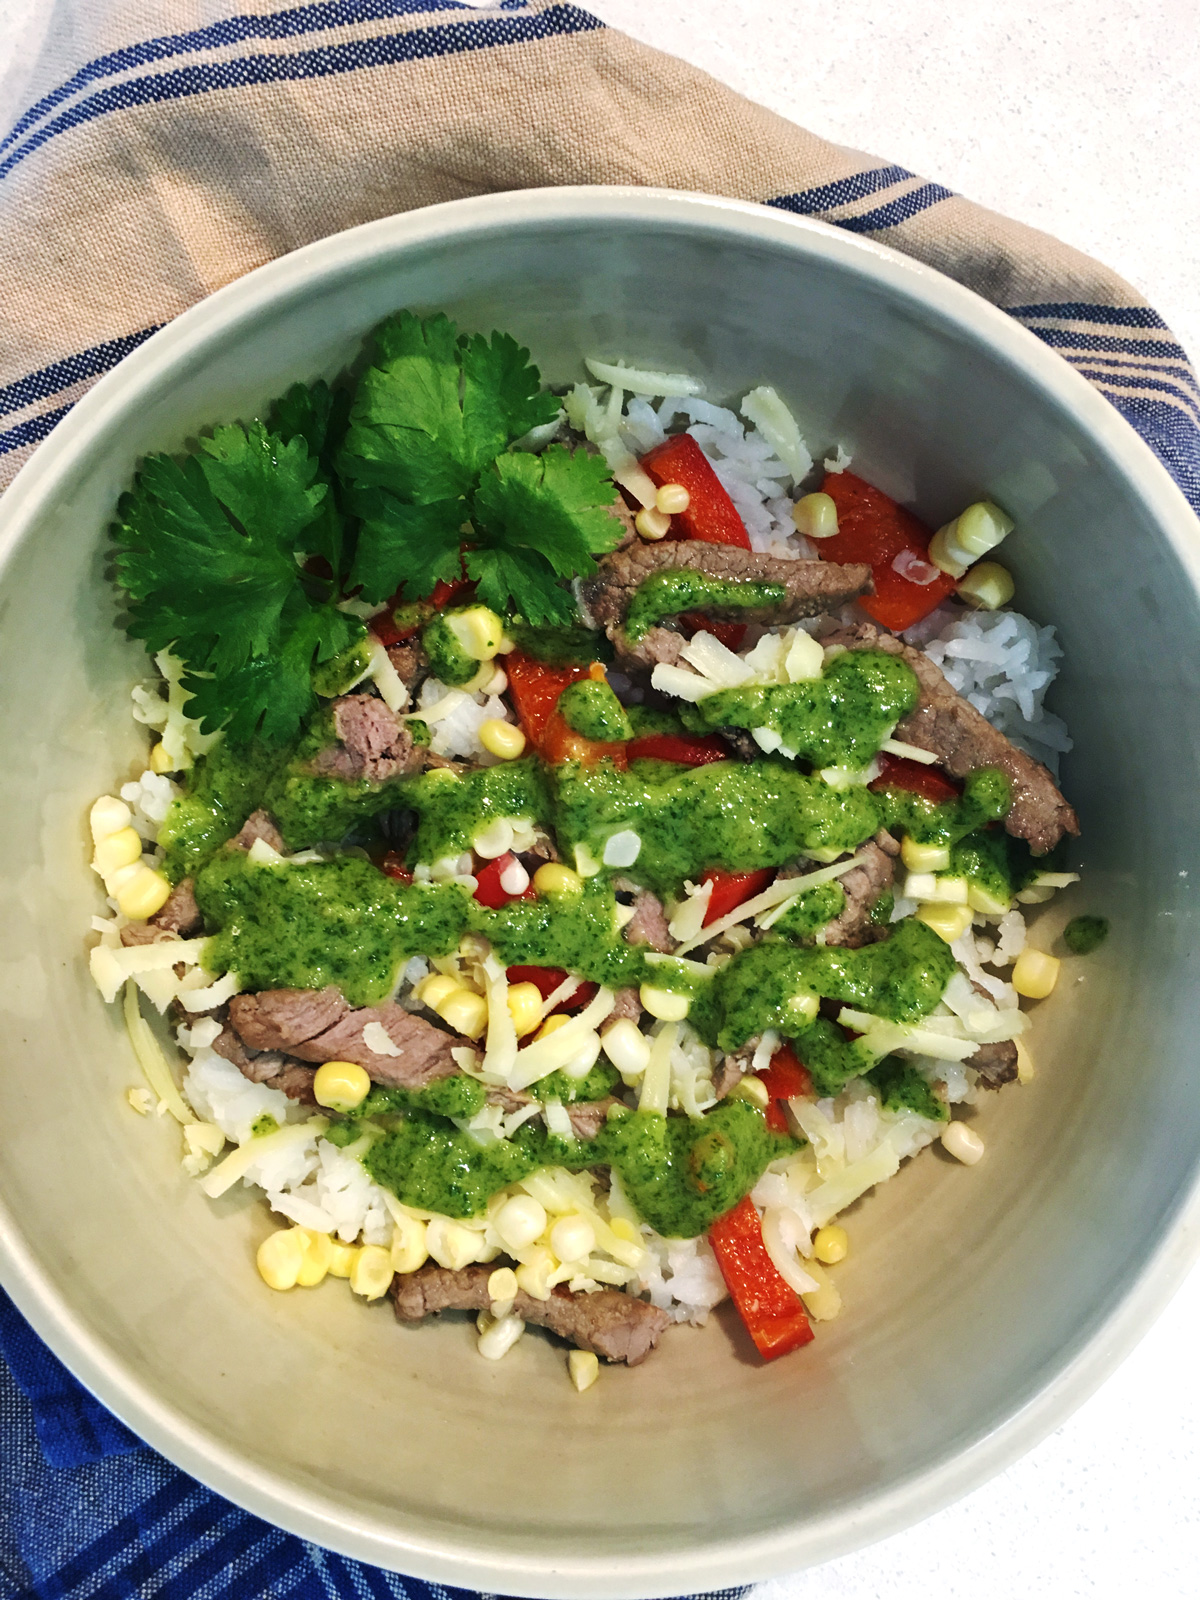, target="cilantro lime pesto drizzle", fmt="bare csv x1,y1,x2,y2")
624,570,787,641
